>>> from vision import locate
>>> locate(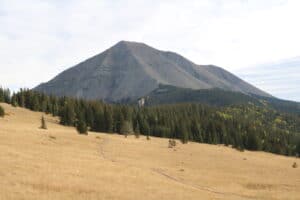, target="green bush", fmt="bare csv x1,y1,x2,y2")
0,105,4,117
